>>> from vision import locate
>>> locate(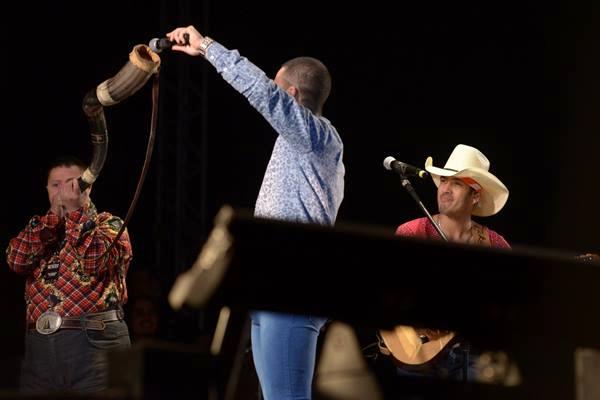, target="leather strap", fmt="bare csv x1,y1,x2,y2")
28,309,123,332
